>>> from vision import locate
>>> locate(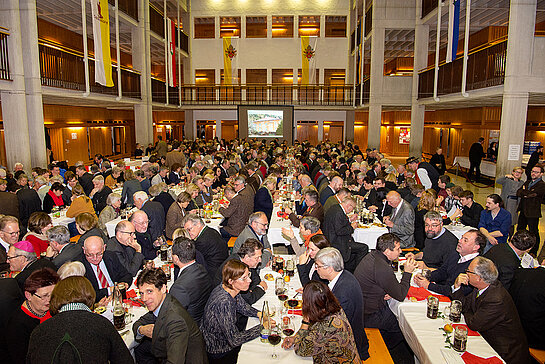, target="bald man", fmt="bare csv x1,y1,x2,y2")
107,220,145,276
80,236,132,302
384,191,415,248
